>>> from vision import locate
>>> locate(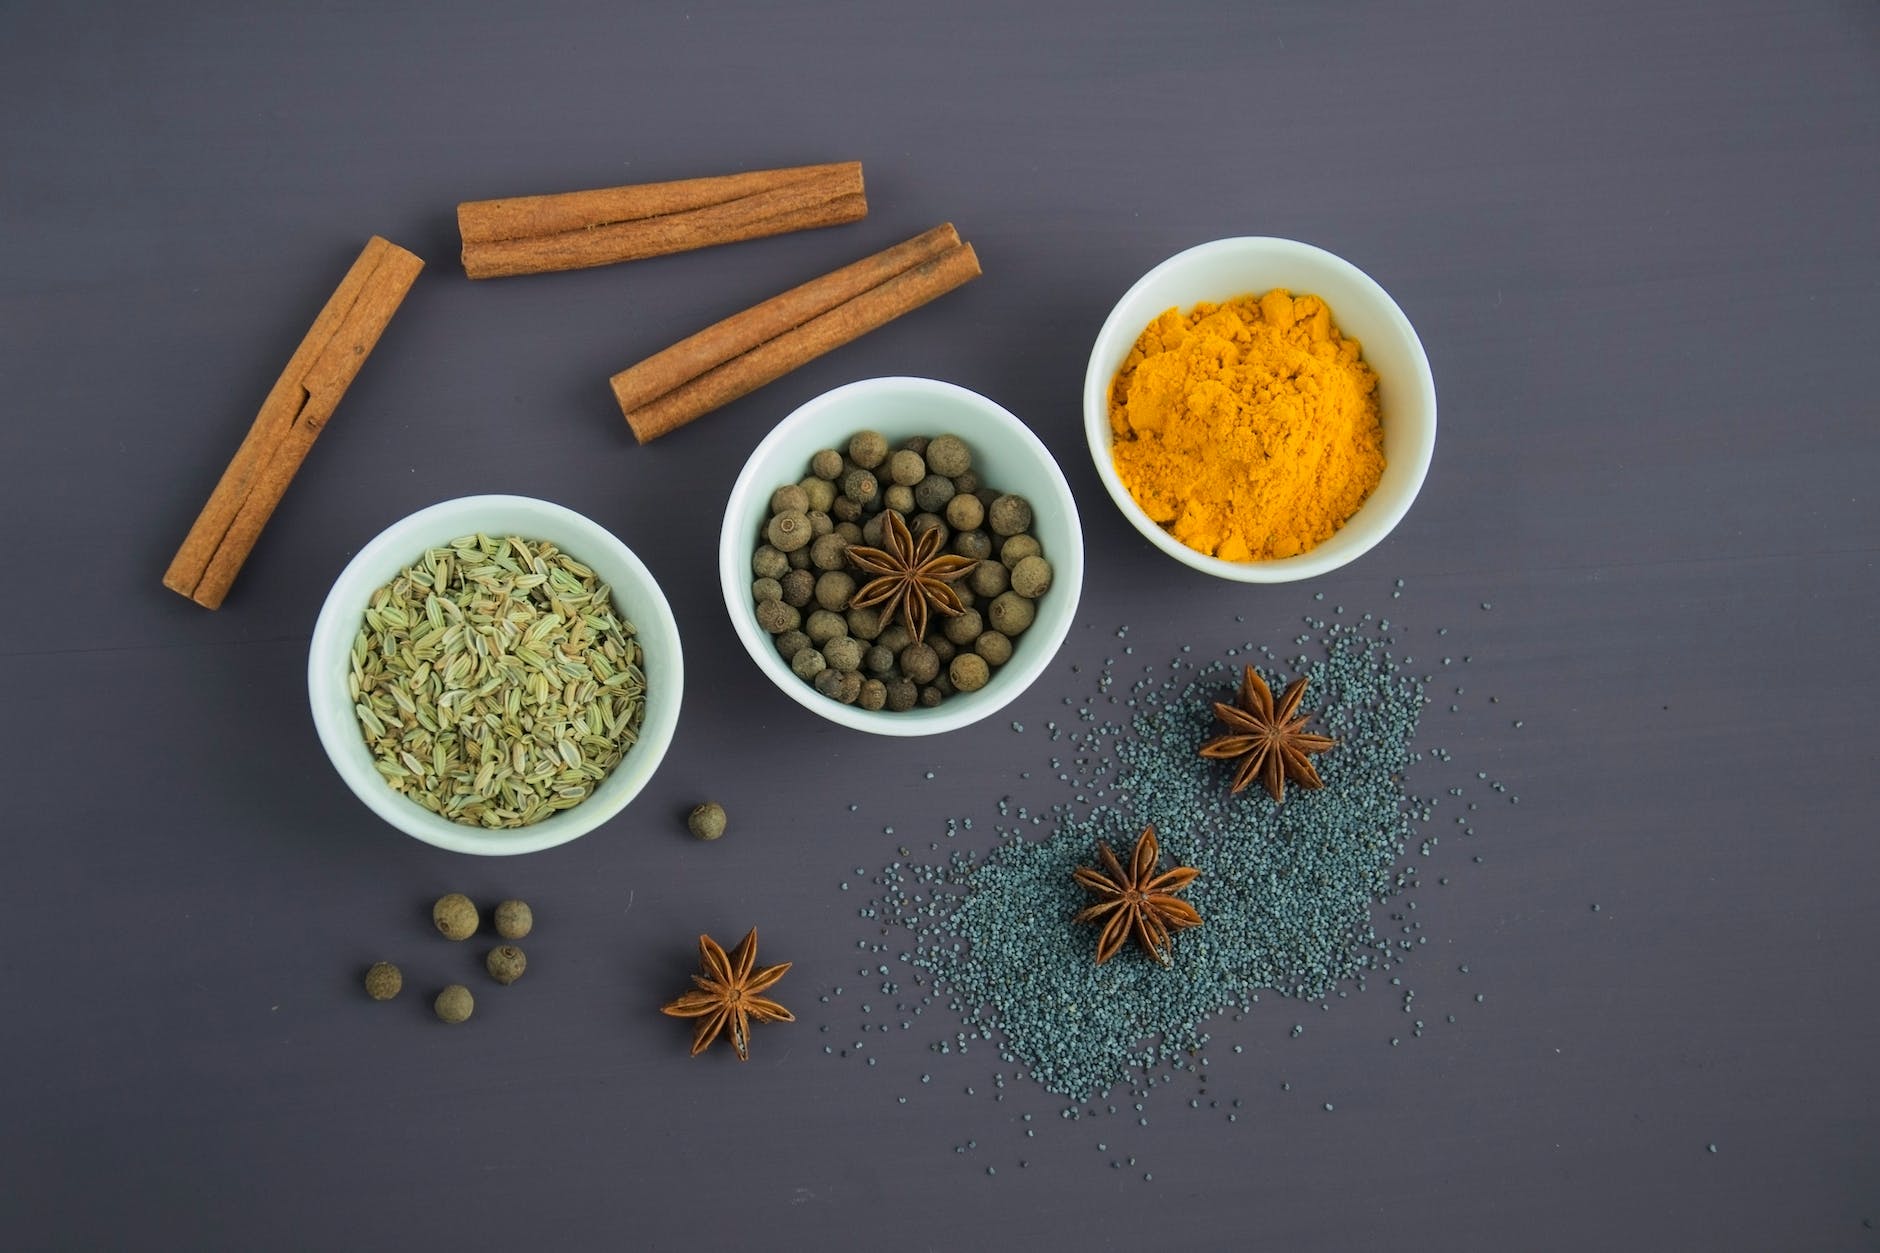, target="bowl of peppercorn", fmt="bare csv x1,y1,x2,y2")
720,376,1084,735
